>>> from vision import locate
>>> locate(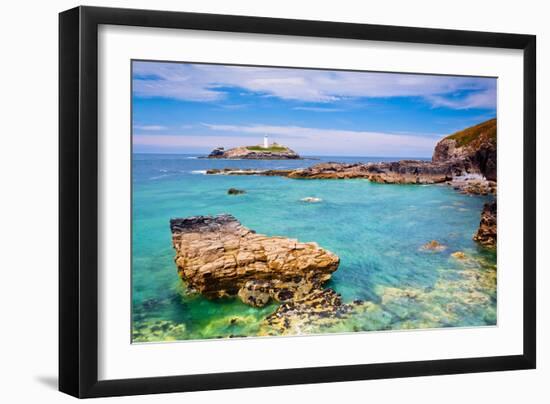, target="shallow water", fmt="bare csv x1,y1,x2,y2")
132,154,496,342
